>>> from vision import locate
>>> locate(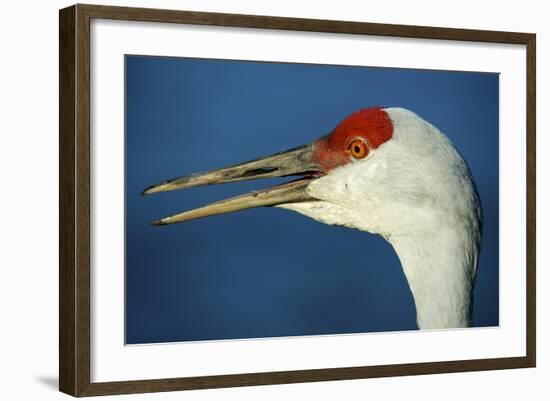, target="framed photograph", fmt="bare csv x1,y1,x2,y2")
59,4,536,397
